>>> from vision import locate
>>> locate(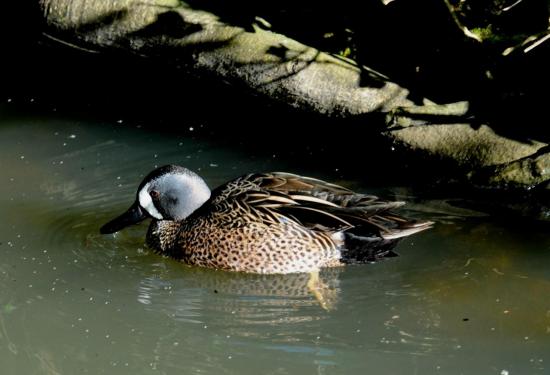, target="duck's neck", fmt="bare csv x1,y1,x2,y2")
146,220,181,257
